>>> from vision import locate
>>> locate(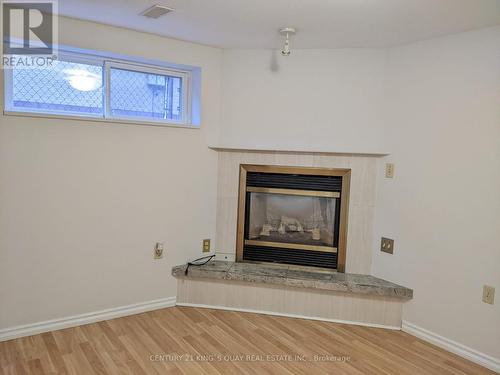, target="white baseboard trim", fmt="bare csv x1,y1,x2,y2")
176,302,402,330
0,296,177,342
402,320,500,373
